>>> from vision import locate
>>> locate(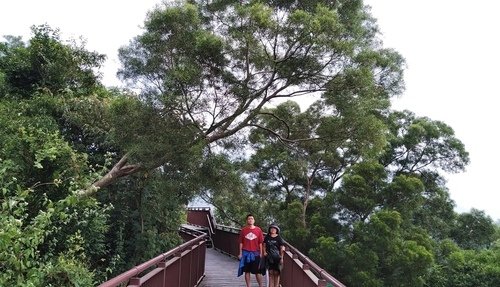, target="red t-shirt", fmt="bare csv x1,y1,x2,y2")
239,226,264,252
